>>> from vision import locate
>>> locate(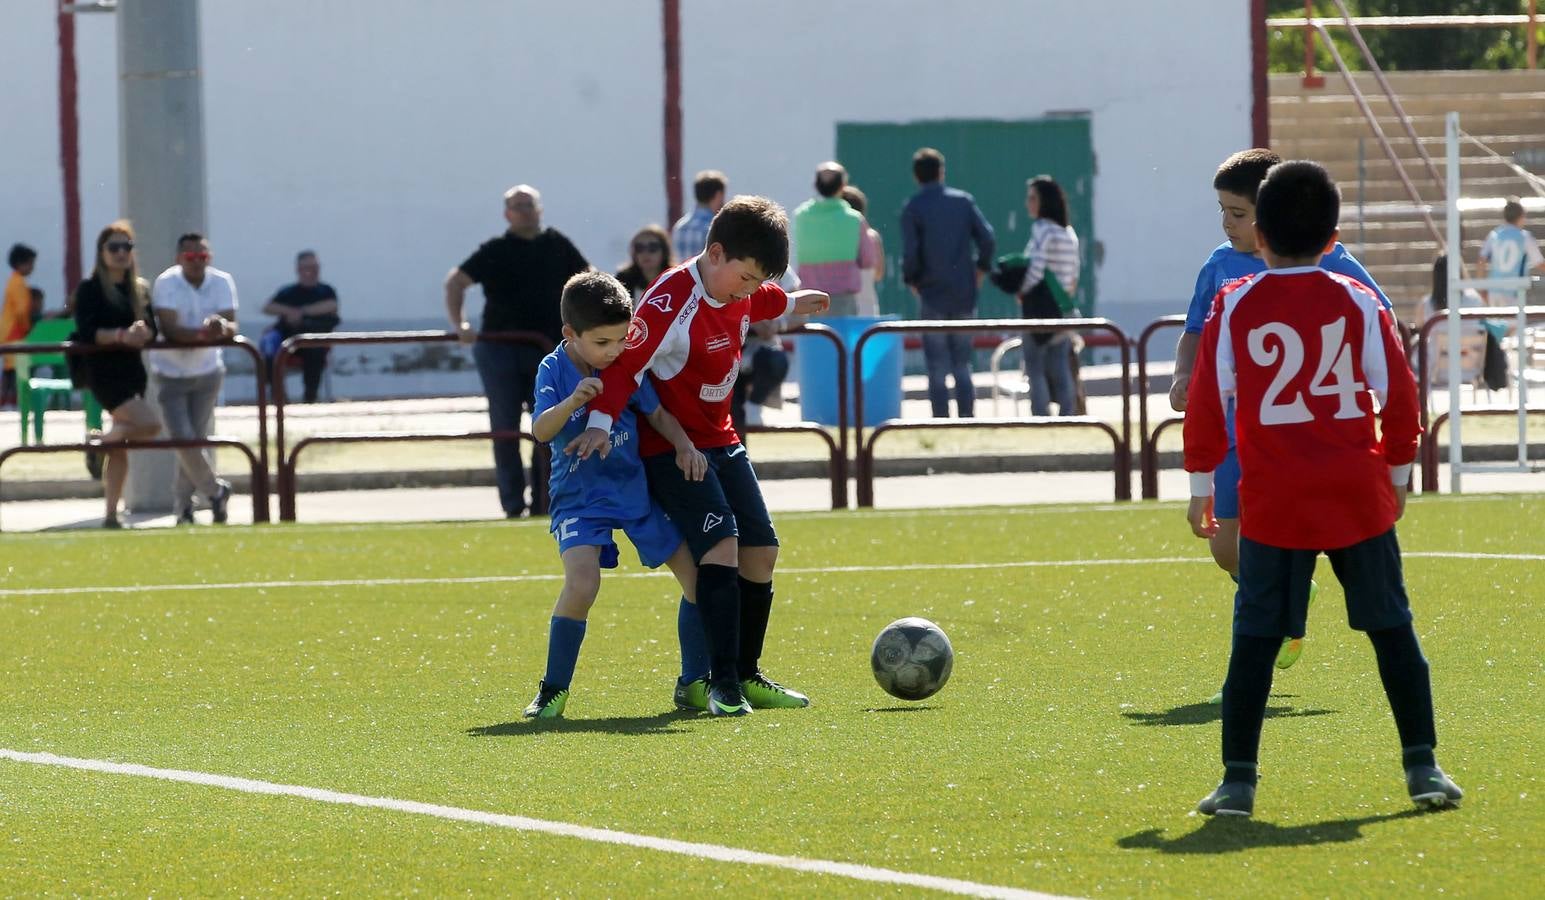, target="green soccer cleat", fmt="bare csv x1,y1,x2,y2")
1275,580,1318,670
740,671,810,709
1206,689,1224,705
1407,765,1463,810
673,676,708,711
522,681,568,720
1196,781,1255,817
706,679,752,717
